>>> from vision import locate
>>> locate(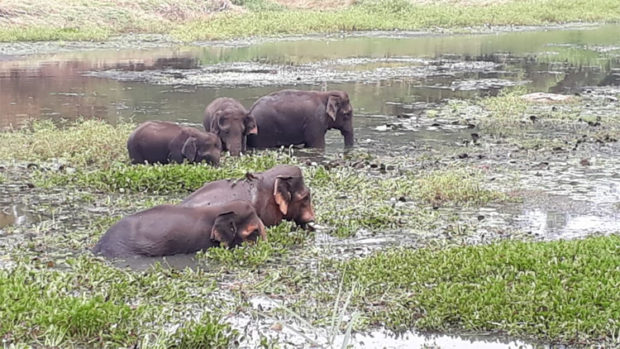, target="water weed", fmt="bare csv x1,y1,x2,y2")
35,152,294,193
341,234,620,343
200,222,309,269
